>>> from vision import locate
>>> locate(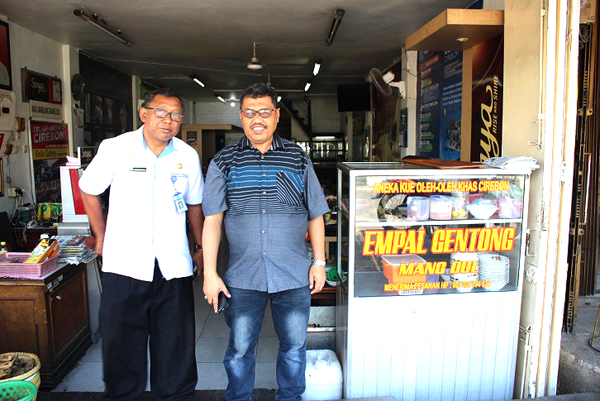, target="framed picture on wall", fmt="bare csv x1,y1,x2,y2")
0,20,12,91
